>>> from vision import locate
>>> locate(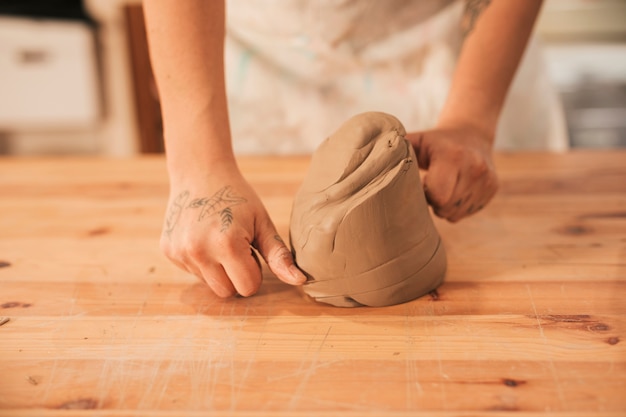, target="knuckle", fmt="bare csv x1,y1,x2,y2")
185,241,206,259
445,148,464,165
218,236,242,258
433,207,448,220
424,186,446,208
473,159,489,176
161,240,187,263
159,238,173,257
491,176,500,193
483,176,499,200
